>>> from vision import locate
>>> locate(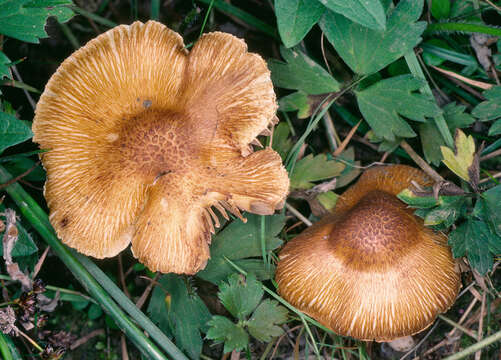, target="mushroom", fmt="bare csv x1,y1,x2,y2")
32,21,289,274
275,165,460,341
